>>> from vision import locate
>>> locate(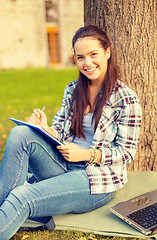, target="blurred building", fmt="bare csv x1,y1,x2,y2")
0,0,84,69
